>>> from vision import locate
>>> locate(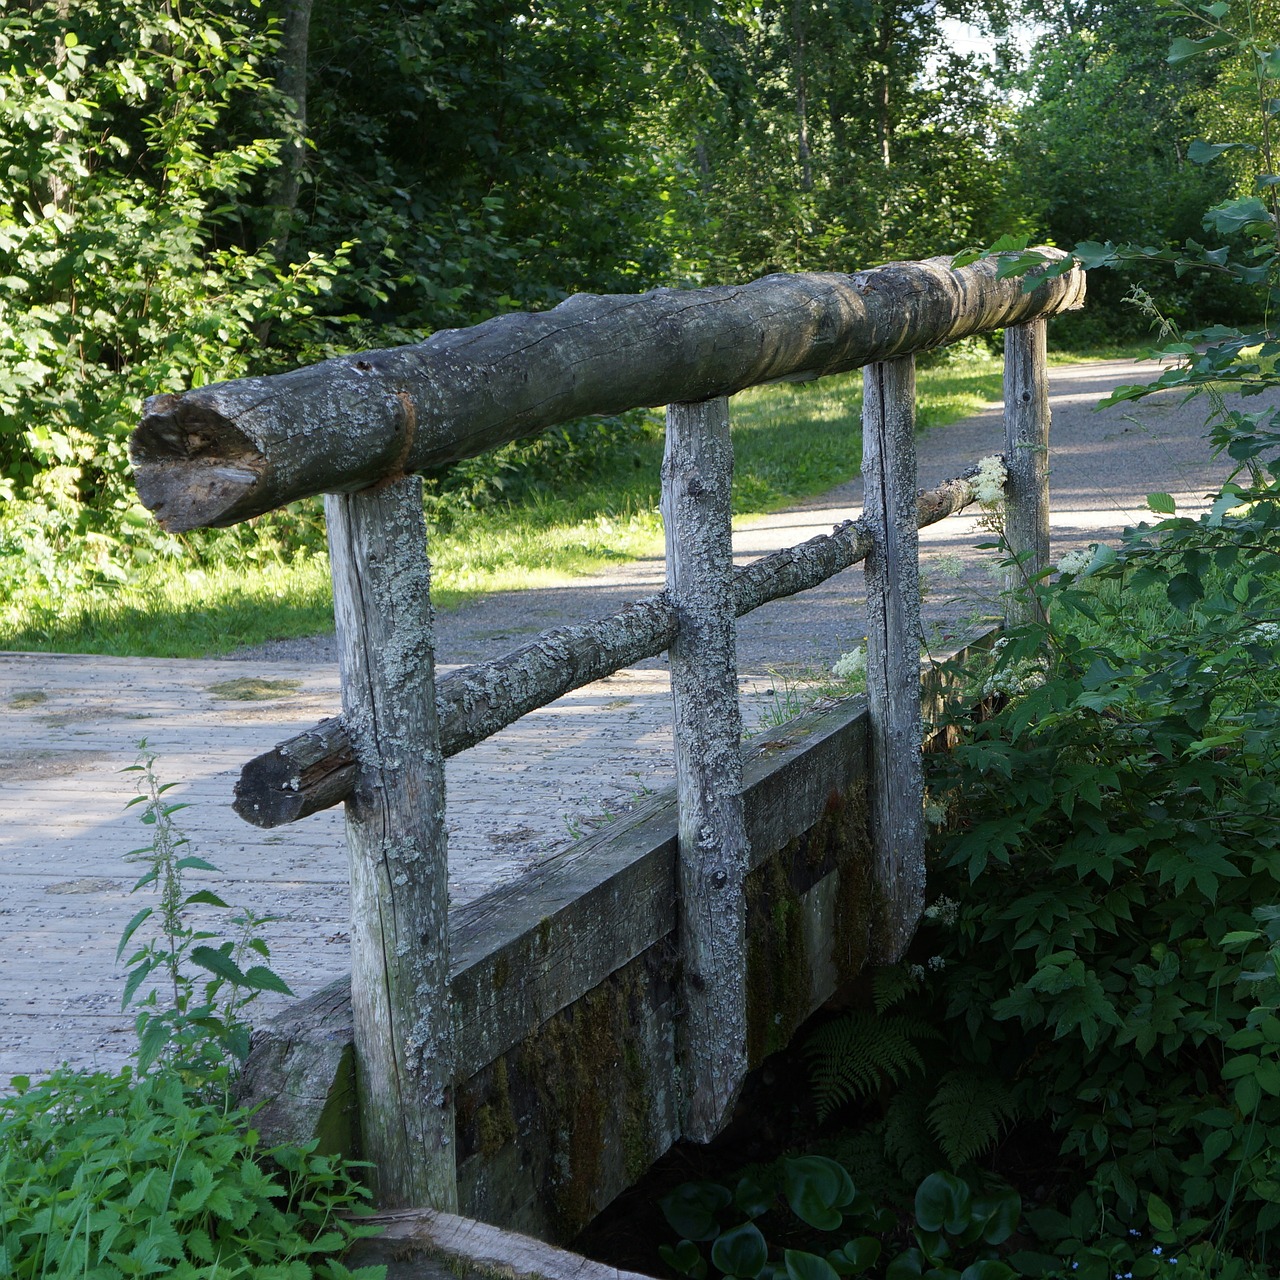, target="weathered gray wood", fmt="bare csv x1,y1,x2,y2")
238,627,1001,1233
860,357,925,963
131,254,1085,531
662,397,750,1140
241,689,875,1148
344,1207,661,1280
326,476,457,1211
1002,319,1051,626
234,470,981,828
